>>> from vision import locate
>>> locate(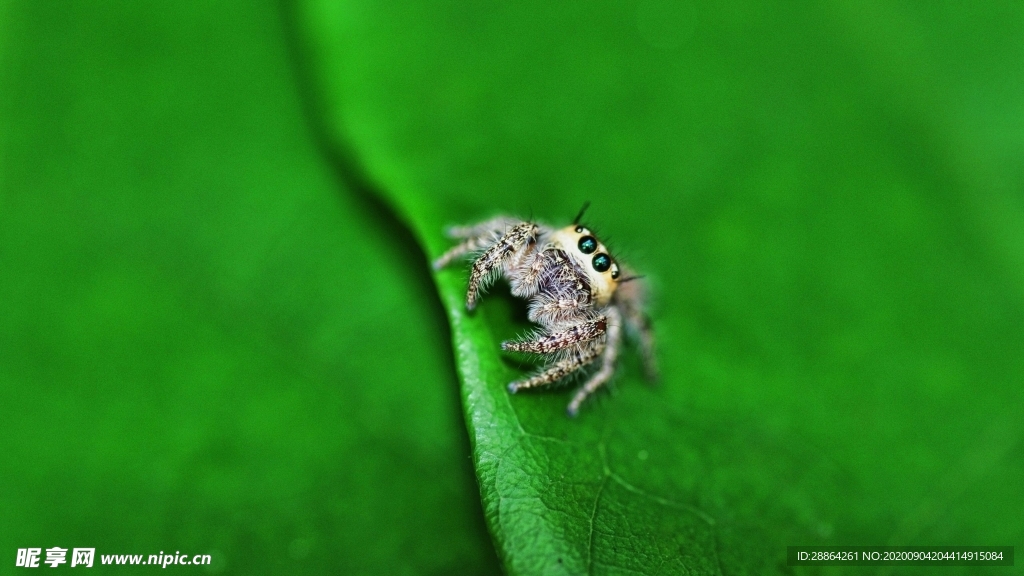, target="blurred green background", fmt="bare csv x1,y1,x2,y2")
3,0,1023,575
0,1,497,574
